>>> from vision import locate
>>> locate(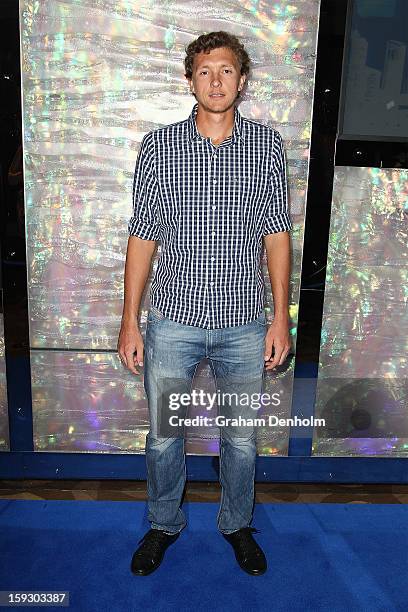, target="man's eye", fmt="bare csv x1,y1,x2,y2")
199,70,232,75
